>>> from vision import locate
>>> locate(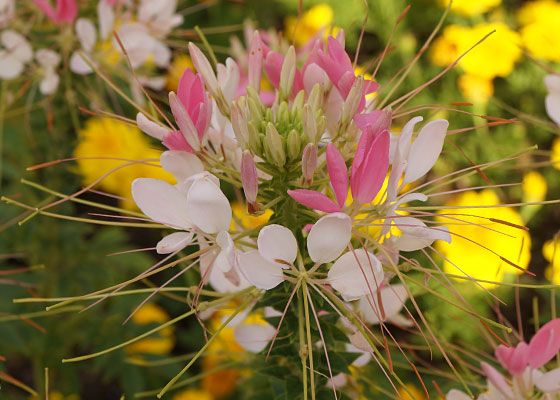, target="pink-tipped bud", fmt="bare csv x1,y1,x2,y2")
231,102,249,148
188,43,219,96
169,91,200,152
241,150,259,213
136,112,169,141
302,143,317,186
248,30,264,92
